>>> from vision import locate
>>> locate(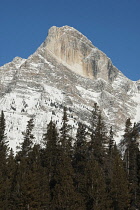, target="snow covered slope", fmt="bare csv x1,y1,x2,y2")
0,26,140,150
